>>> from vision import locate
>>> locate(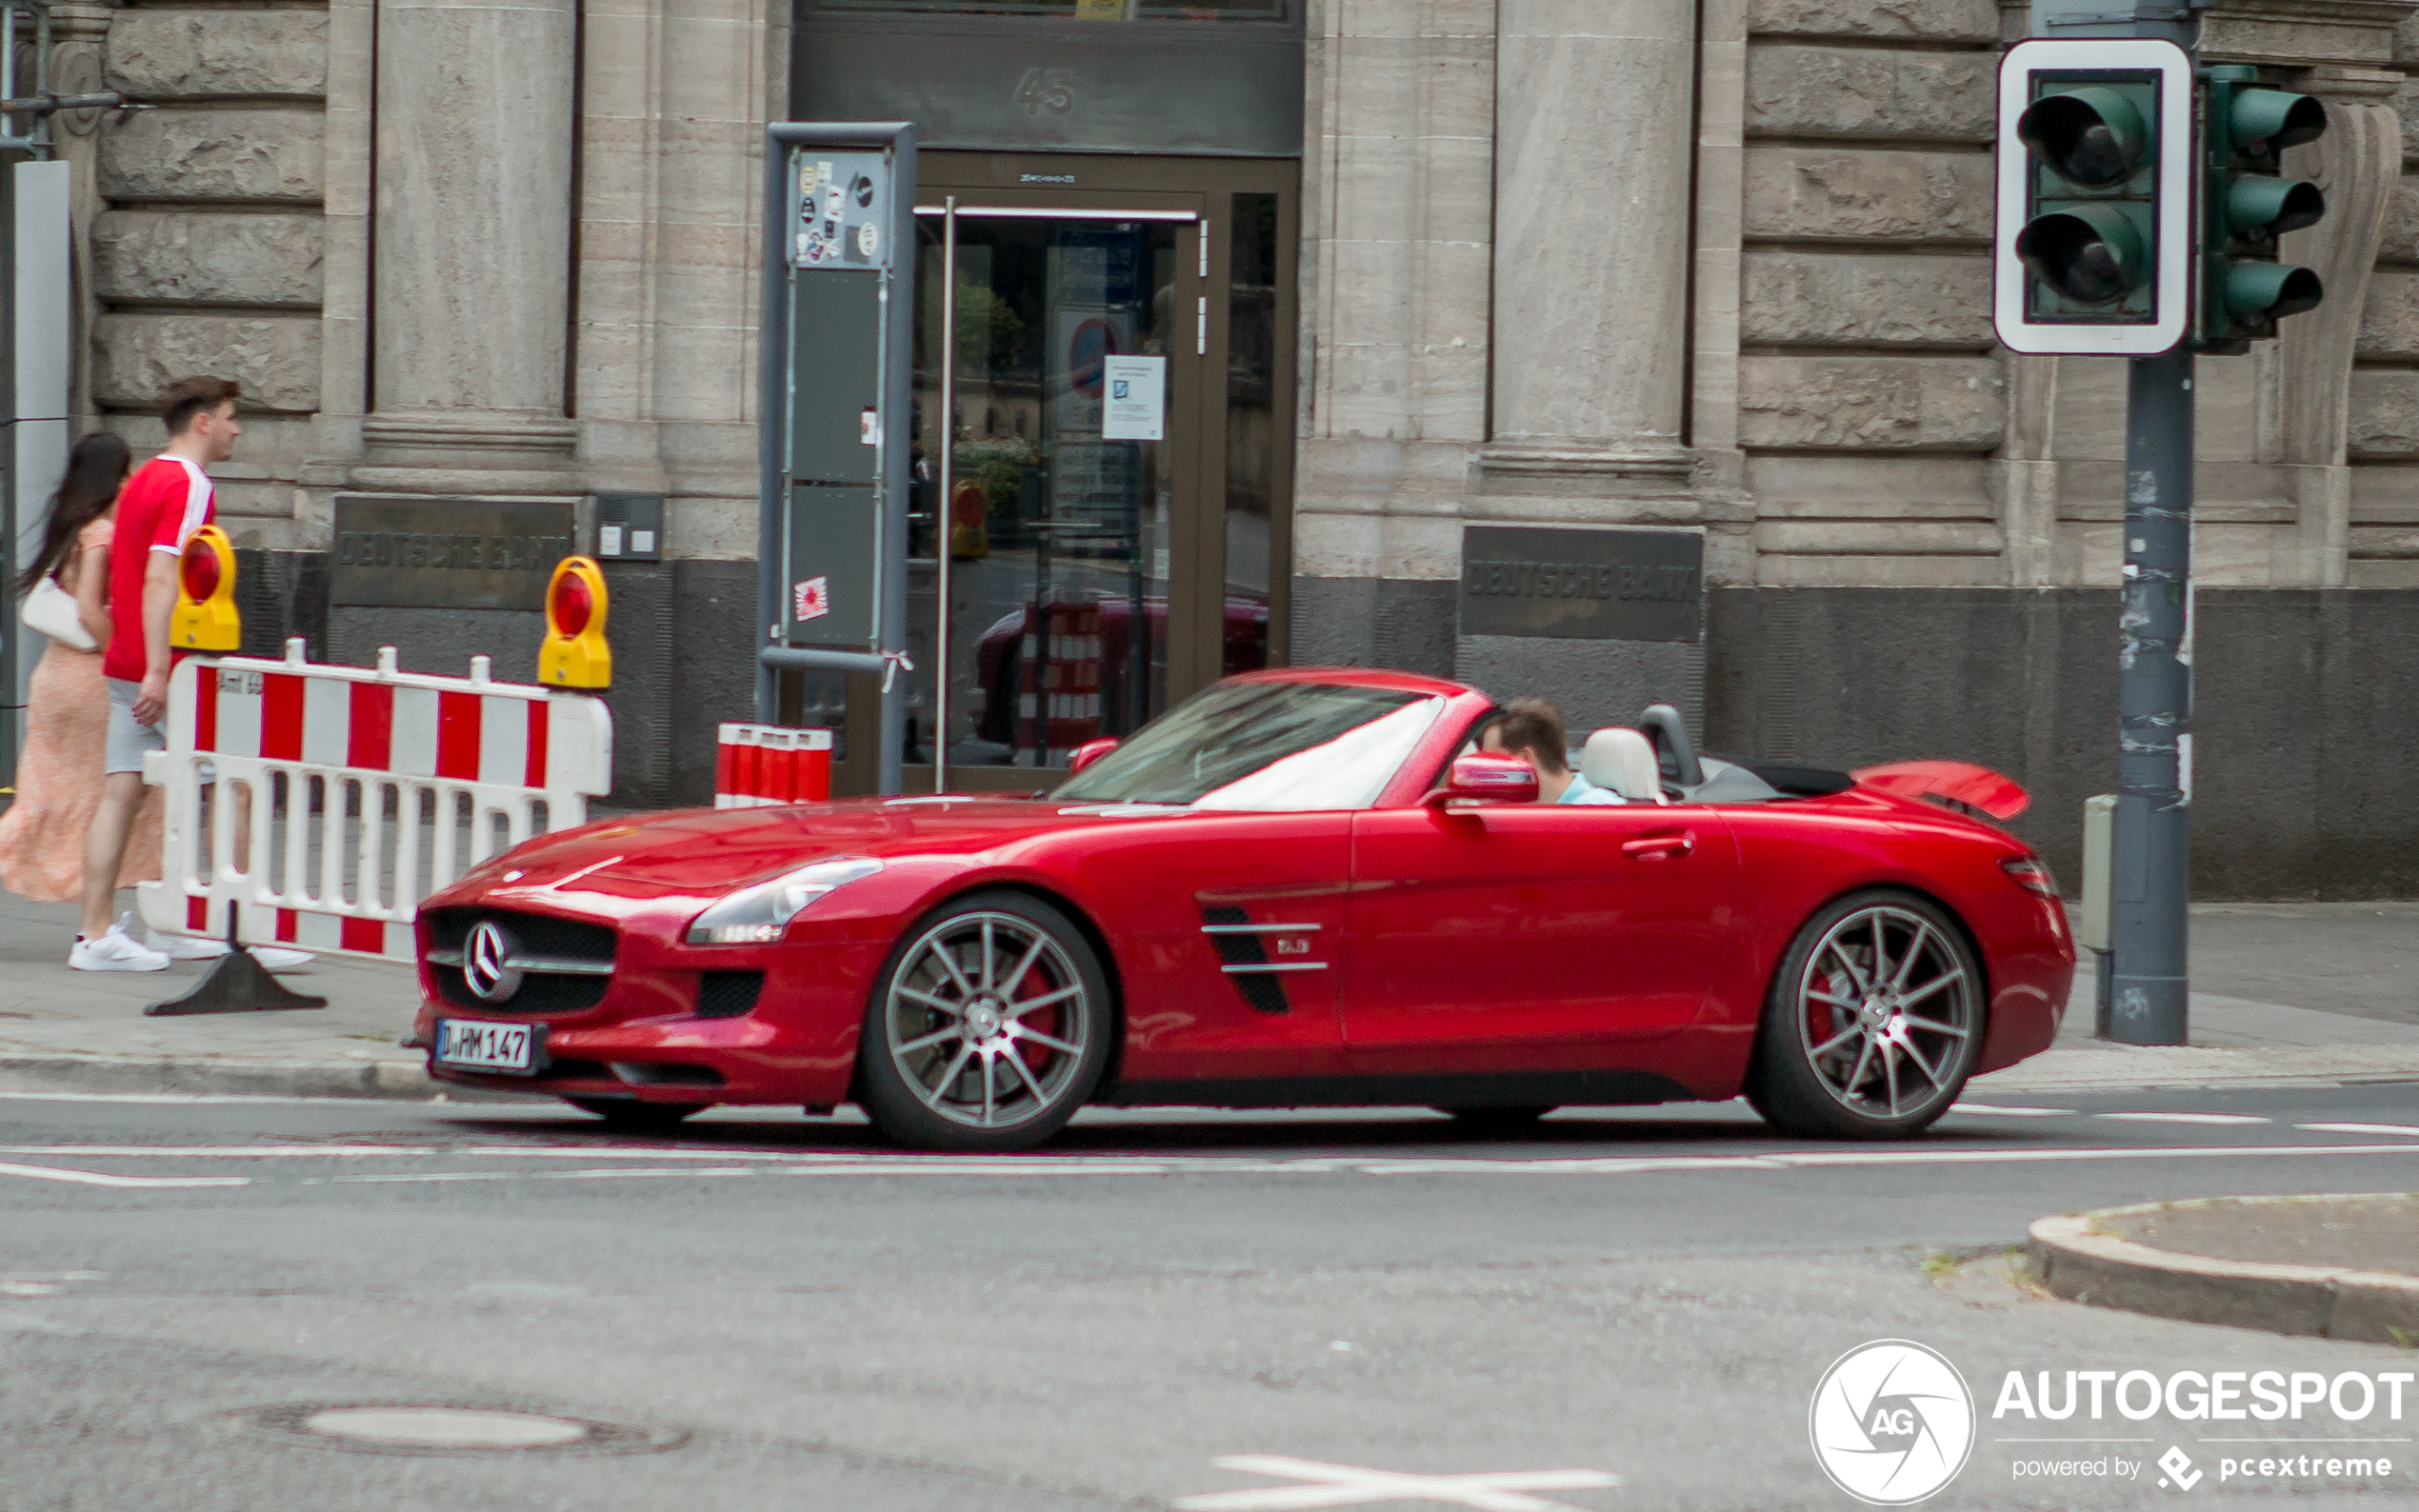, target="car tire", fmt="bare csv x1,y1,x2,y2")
1746,888,1985,1141
565,1097,709,1132
1437,1105,1554,1135
856,889,1113,1153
